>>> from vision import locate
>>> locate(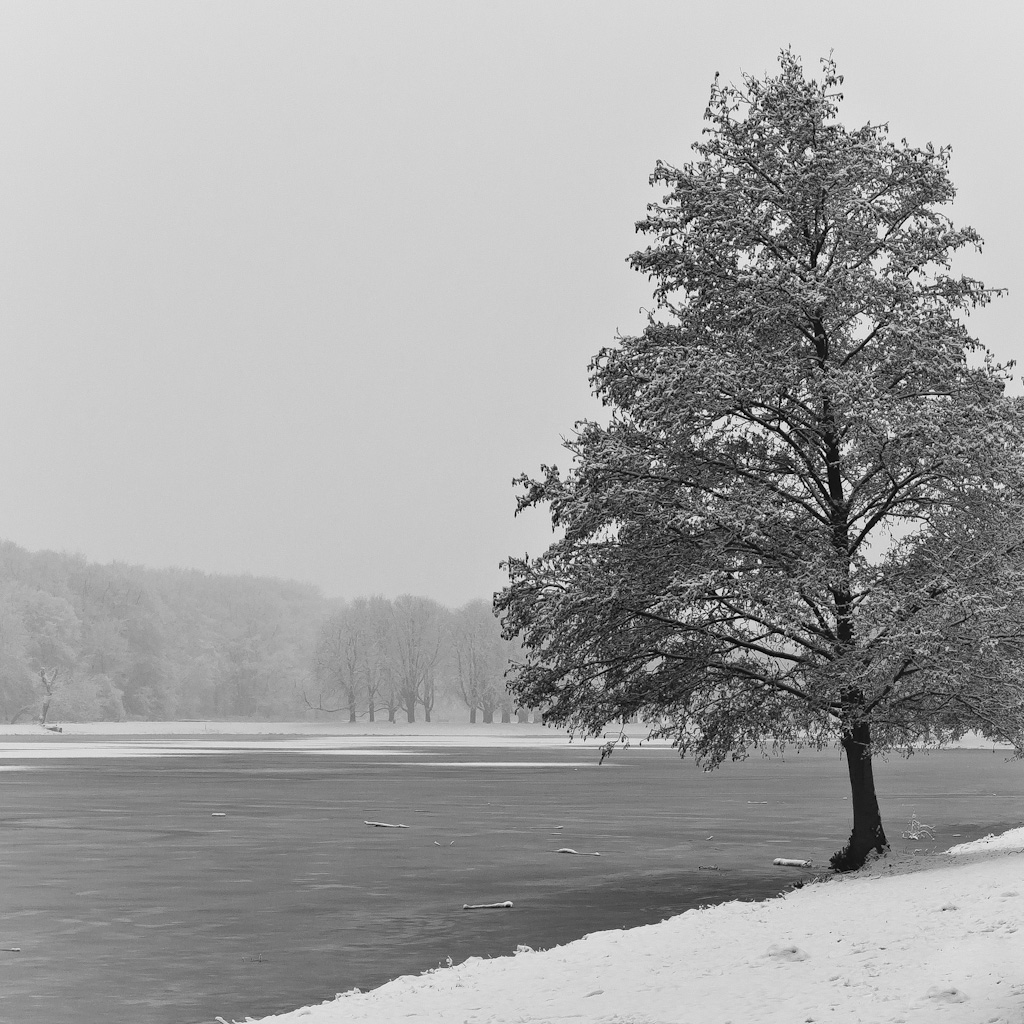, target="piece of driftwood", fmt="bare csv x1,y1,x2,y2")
555,847,601,856
364,820,409,828
462,901,513,910
773,857,813,868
